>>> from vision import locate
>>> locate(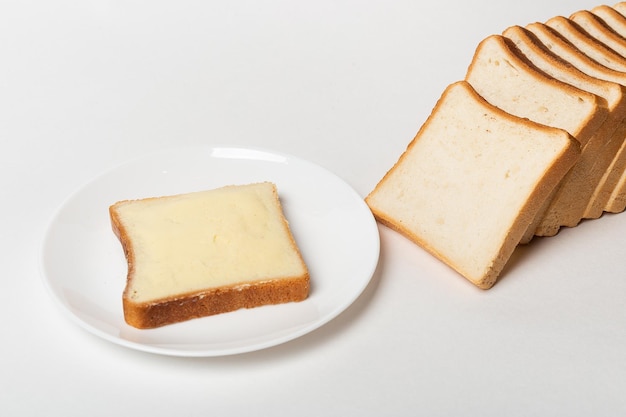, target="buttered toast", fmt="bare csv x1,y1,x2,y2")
110,182,309,329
